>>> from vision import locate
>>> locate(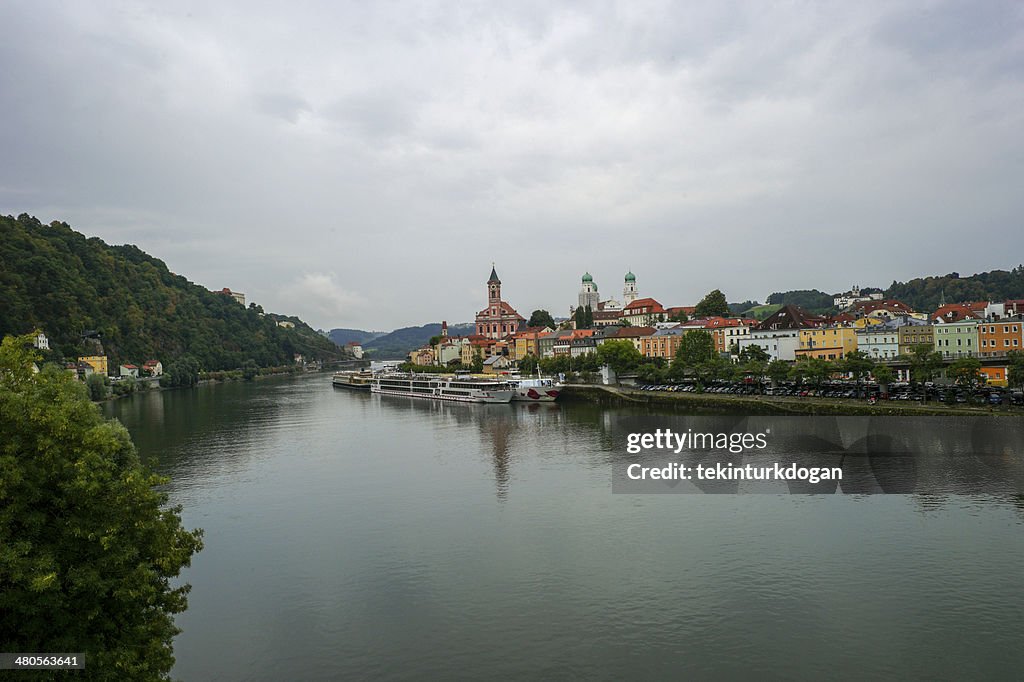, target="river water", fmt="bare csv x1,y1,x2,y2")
104,374,1024,680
